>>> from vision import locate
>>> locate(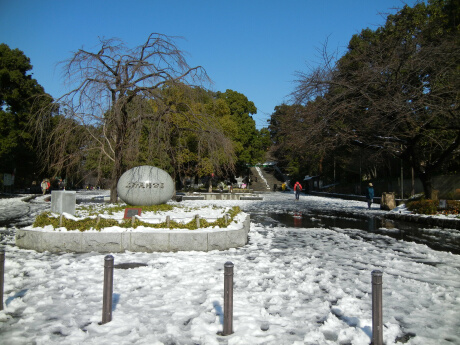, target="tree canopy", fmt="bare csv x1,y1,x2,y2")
283,0,460,197
36,34,235,201
0,43,52,187
216,89,268,168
